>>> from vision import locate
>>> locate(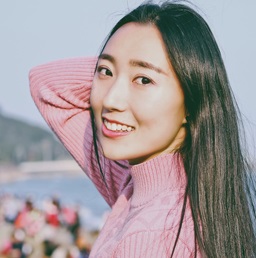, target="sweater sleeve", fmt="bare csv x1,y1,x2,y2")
29,57,130,207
